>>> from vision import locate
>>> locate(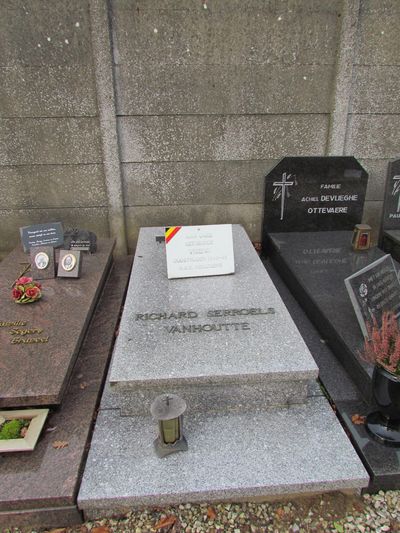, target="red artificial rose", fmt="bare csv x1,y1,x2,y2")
25,286,40,299
35,282,42,289
12,288,23,300
17,276,33,285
